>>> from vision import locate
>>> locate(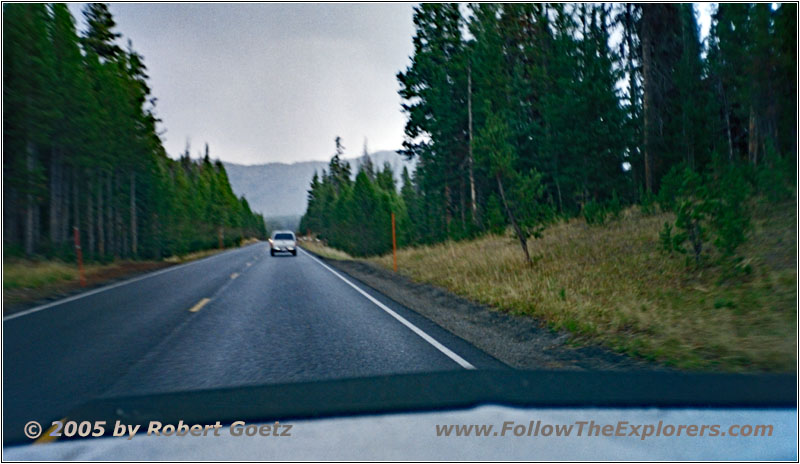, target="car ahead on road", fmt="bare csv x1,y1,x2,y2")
270,231,297,256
